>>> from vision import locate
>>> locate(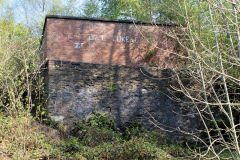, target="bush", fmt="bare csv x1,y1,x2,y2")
84,111,117,130
123,120,147,140
80,137,174,160
80,127,119,147
70,112,120,147
60,137,84,152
